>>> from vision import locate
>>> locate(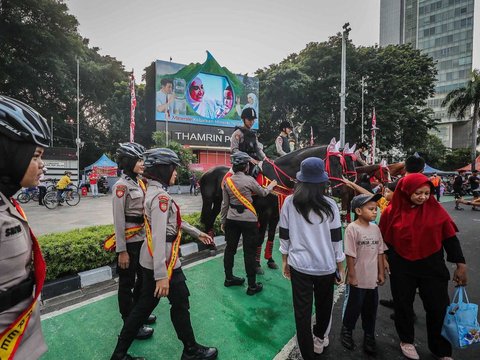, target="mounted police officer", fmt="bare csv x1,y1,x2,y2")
0,96,50,359
220,151,277,295
275,121,294,157
230,108,265,166
113,142,155,341
111,148,218,360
